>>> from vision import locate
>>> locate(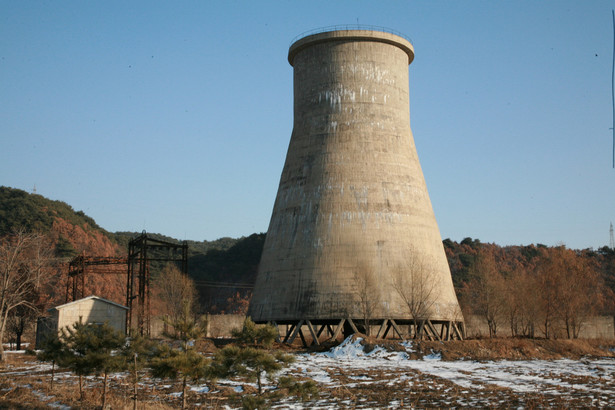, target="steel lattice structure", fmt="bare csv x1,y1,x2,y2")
65,254,127,302
126,232,188,336
65,232,188,336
